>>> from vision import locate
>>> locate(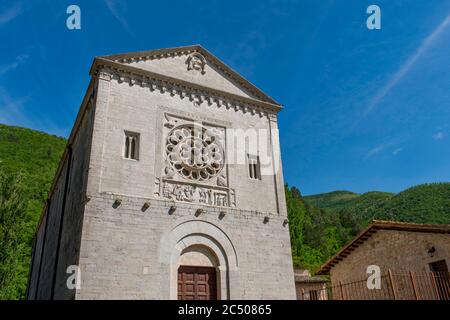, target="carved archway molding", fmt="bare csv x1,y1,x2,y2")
159,219,238,300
